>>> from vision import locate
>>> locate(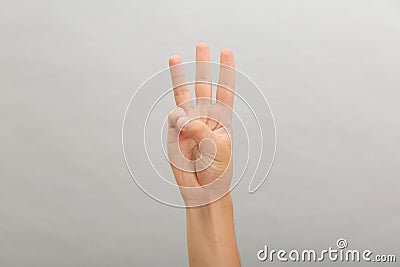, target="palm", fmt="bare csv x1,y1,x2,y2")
168,102,232,186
